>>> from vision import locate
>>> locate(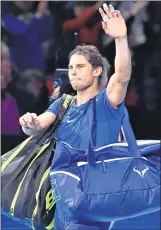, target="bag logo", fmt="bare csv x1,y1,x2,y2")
133,166,149,178
51,179,61,201
63,97,71,109
45,189,55,211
